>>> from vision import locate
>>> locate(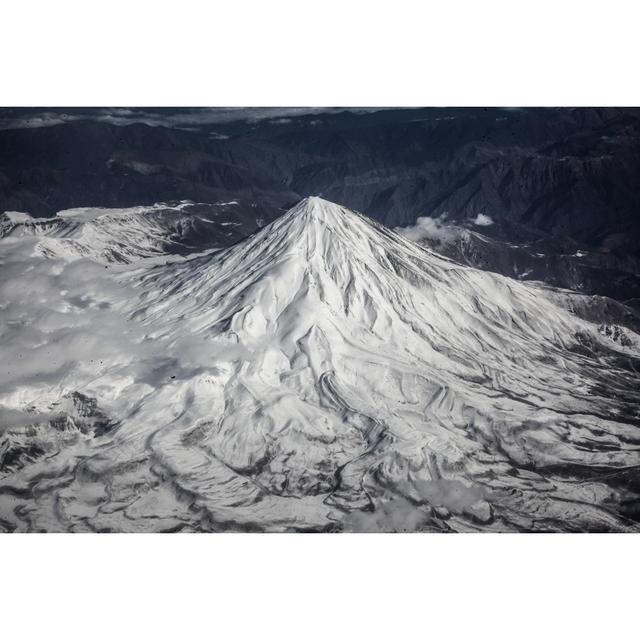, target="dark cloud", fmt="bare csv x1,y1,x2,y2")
0,107,389,131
